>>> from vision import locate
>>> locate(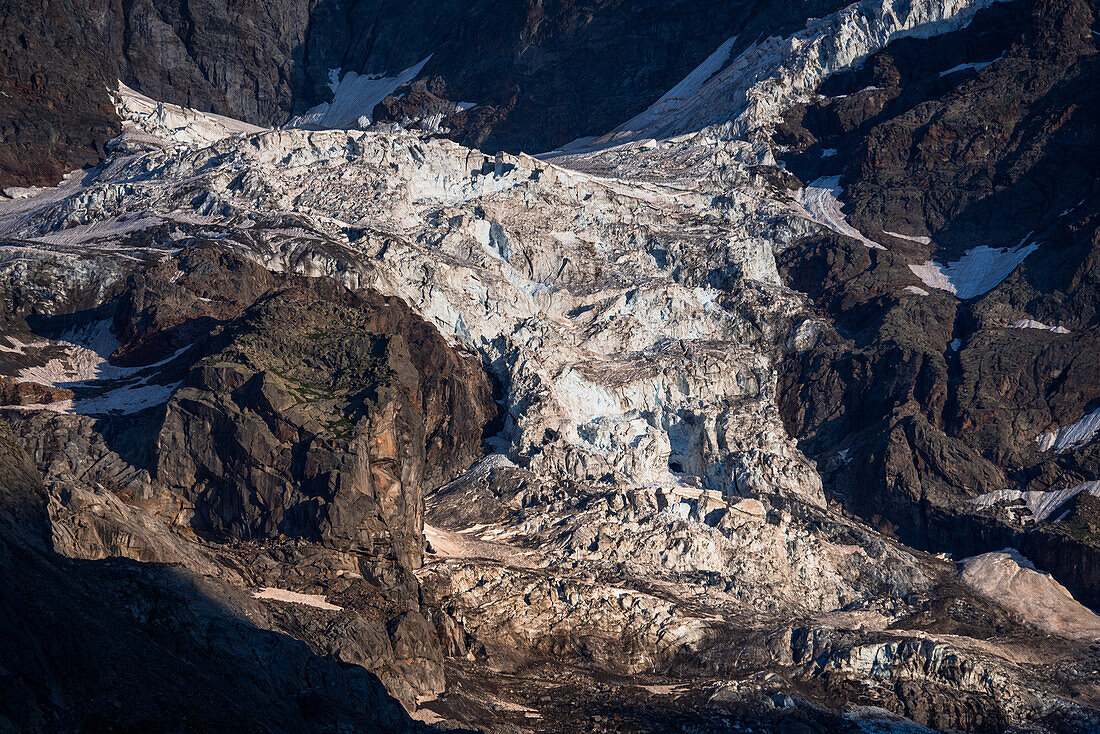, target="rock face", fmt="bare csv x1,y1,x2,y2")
355,0,857,153
0,0,320,187
1,0,1099,731
0,1,121,189
0,417,425,733
772,0,1100,607
156,274,493,569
